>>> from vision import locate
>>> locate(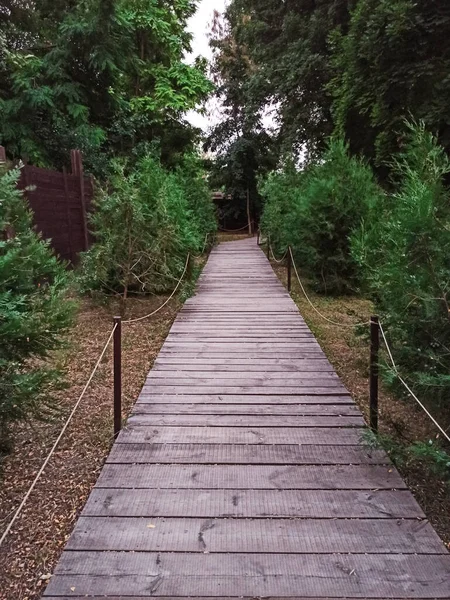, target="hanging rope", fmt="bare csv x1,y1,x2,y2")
269,244,289,264
219,222,253,233
288,248,368,329
123,254,190,324
0,325,117,548
192,232,211,259
378,322,450,443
